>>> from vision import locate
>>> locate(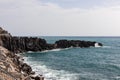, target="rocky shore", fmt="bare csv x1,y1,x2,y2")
0,35,102,53
0,46,34,80
0,27,103,80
